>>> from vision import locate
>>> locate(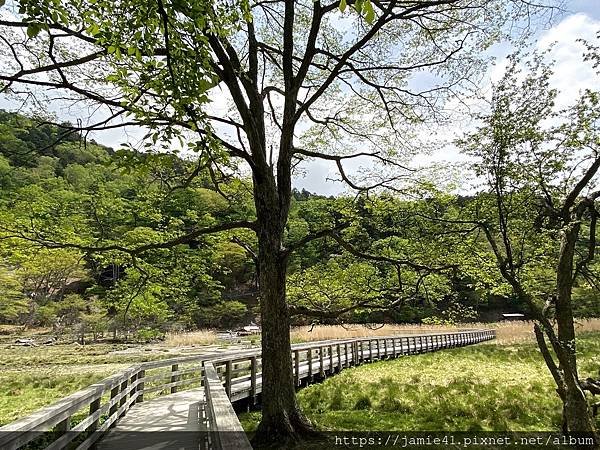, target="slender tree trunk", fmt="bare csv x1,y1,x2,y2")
252,178,314,445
